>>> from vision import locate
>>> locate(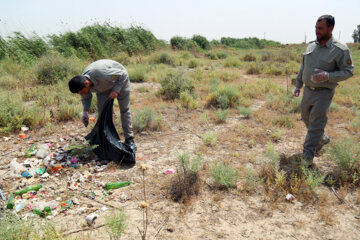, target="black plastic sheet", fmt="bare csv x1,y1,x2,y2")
85,99,136,164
